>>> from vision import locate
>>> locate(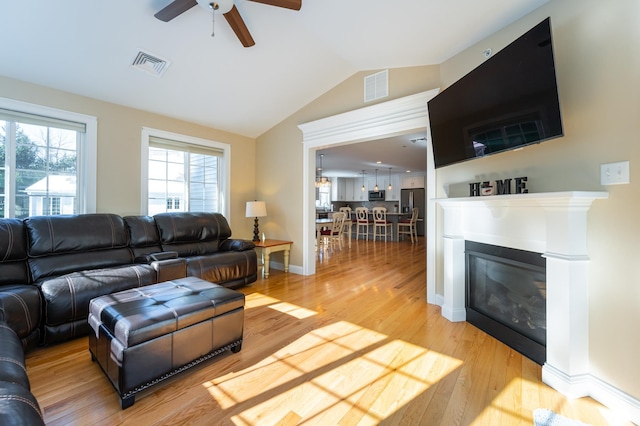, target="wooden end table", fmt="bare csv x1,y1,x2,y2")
253,239,293,278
